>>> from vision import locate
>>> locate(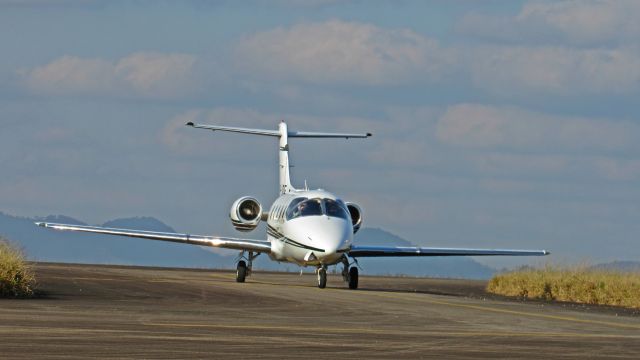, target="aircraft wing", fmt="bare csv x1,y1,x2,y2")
348,245,549,257
35,222,271,253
